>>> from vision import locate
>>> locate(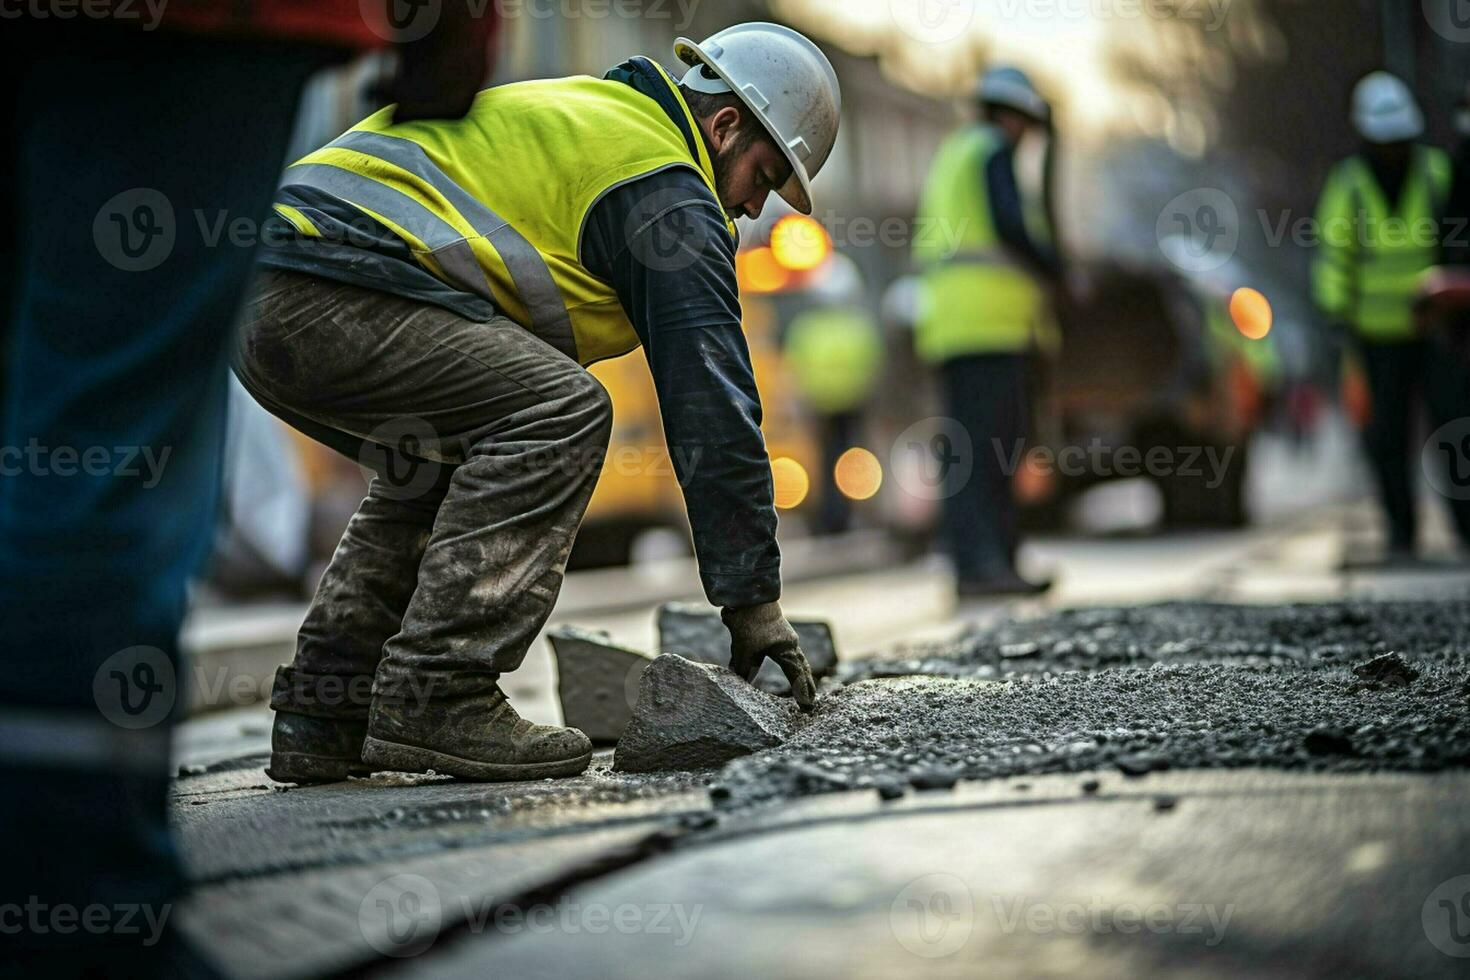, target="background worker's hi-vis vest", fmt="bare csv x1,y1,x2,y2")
274,67,732,366
1311,145,1451,343
912,123,1052,363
